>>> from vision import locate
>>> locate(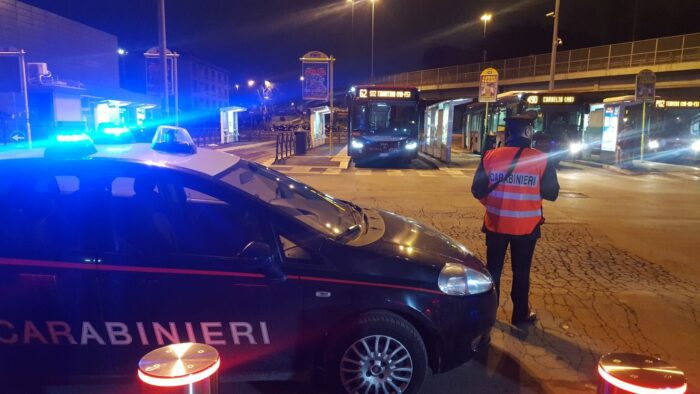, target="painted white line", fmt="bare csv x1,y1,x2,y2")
386,170,404,177
218,140,275,152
